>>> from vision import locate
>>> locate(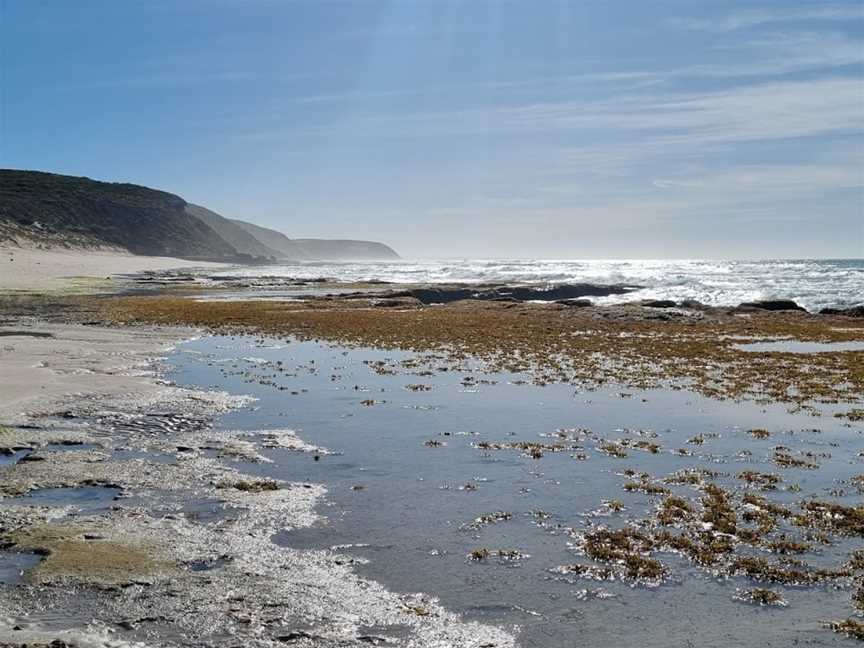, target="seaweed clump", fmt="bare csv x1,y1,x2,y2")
824,619,864,641
734,588,787,607
578,527,667,585
793,501,864,537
